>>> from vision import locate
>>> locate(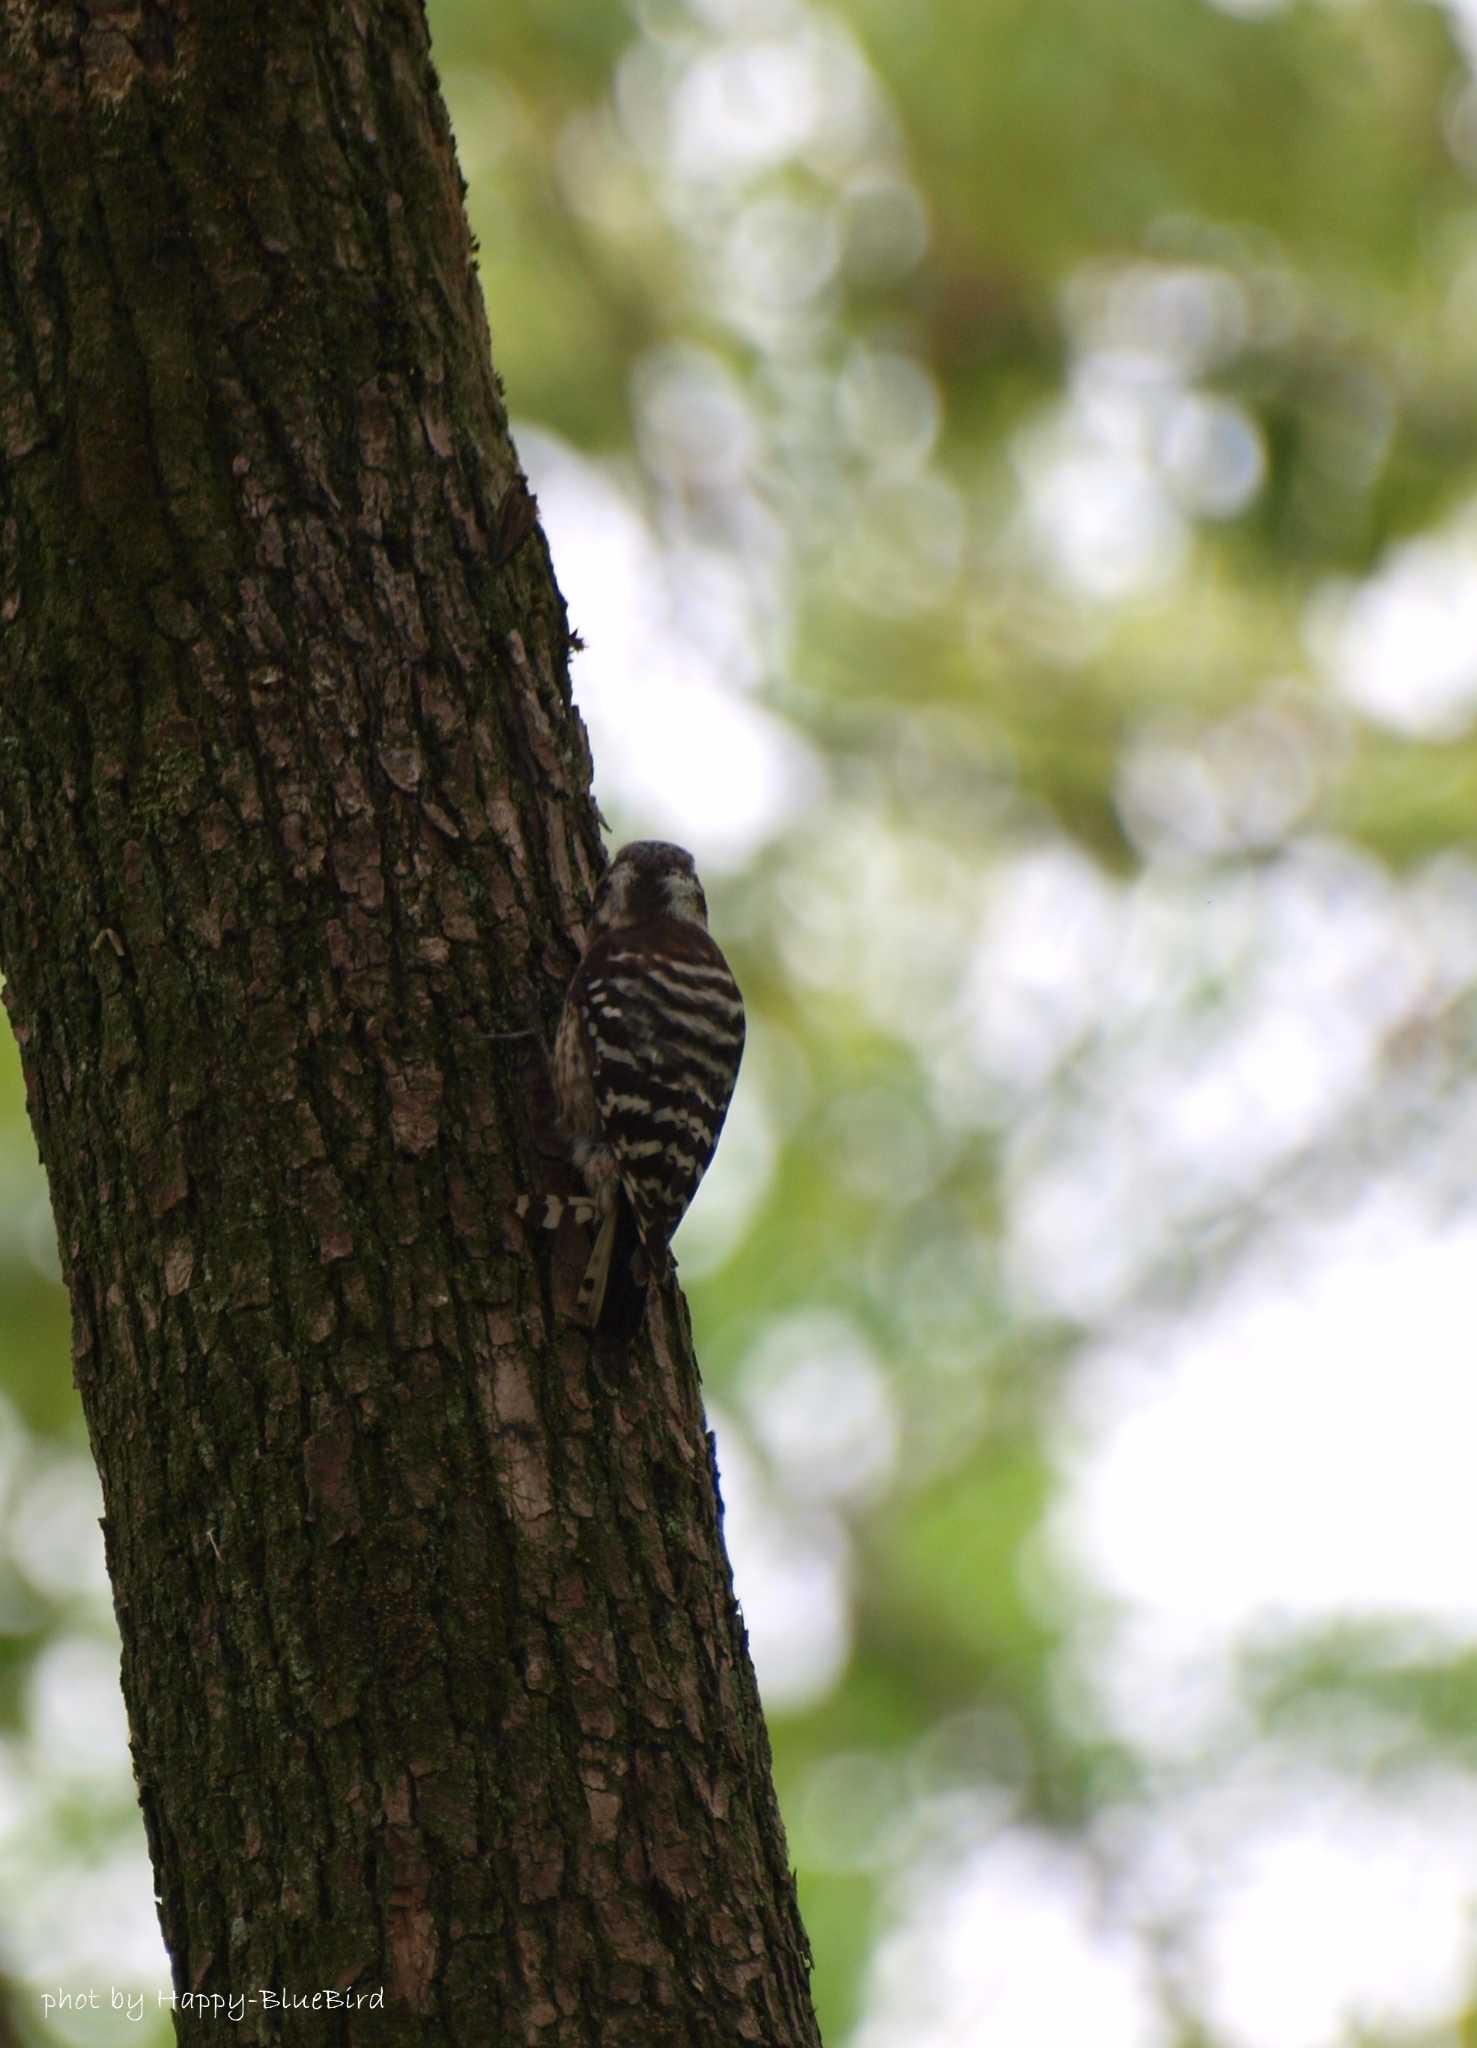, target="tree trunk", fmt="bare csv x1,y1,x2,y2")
0,5,818,2042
